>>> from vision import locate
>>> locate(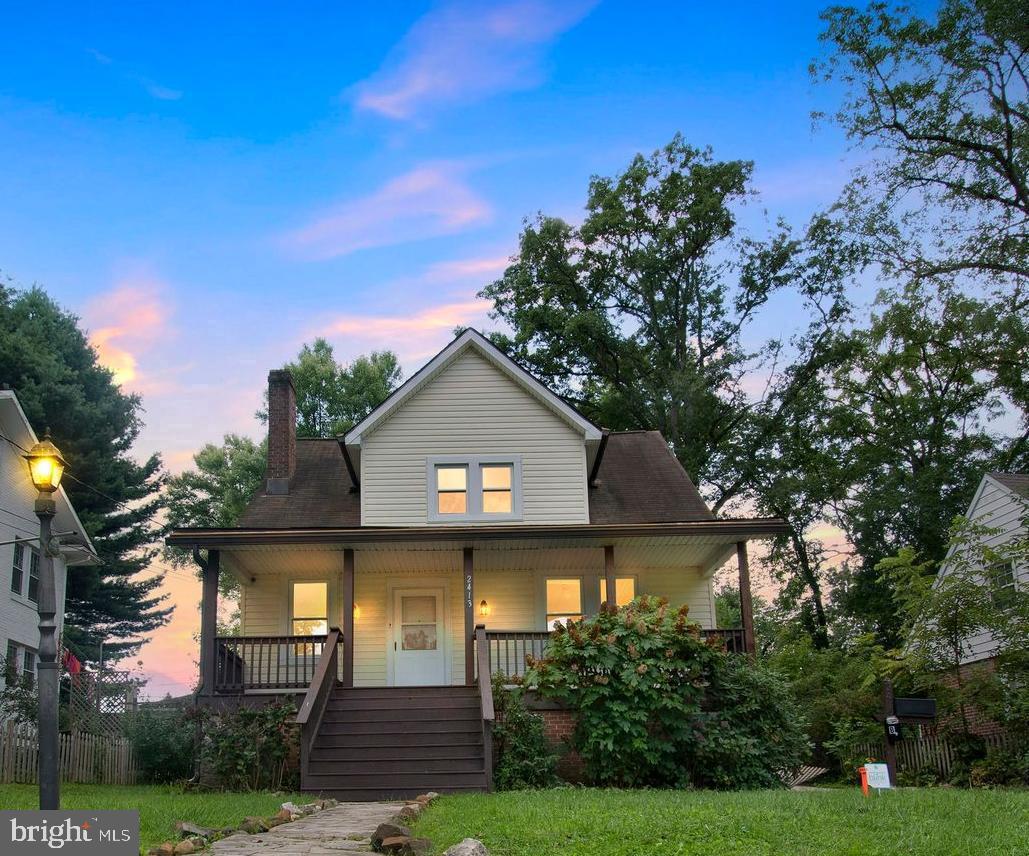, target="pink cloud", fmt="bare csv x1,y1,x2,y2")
422,255,510,282
83,277,174,393
321,296,494,364
281,165,492,260
353,1,596,120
